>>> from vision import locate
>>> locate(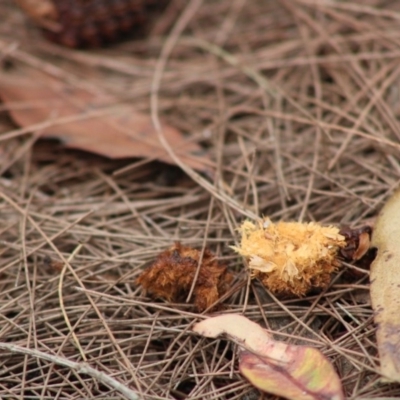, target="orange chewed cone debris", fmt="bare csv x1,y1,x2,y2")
232,219,346,296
